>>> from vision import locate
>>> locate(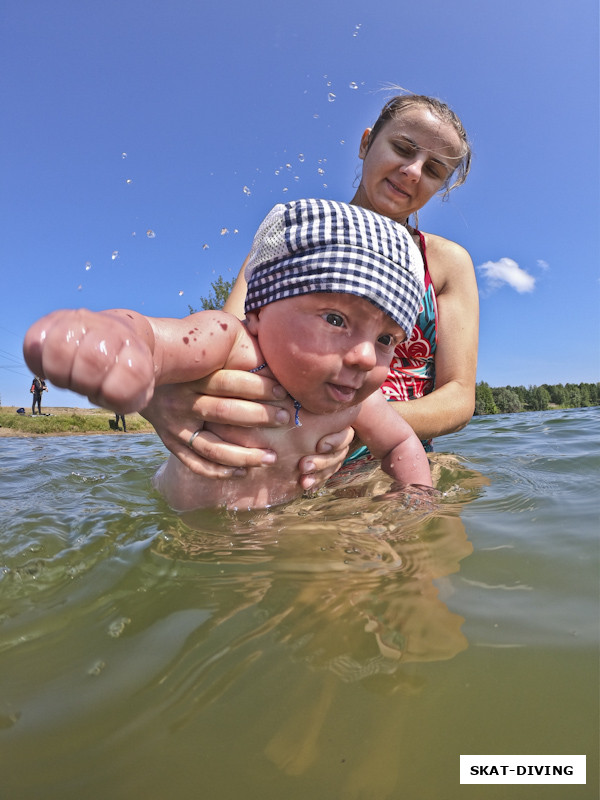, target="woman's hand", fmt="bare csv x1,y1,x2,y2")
298,426,355,491
141,370,292,478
